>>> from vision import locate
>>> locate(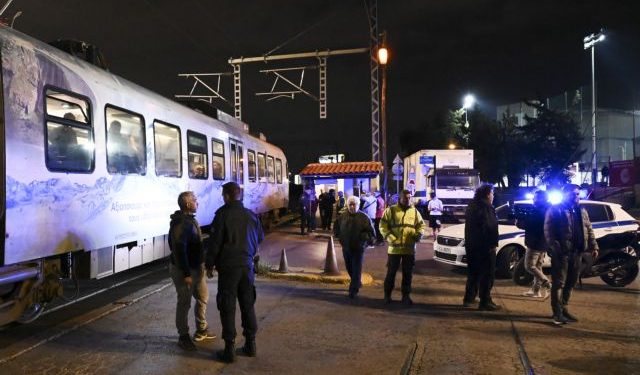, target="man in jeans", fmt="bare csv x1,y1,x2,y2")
516,190,551,298
544,184,599,325
169,191,216,351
